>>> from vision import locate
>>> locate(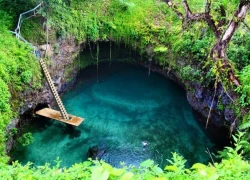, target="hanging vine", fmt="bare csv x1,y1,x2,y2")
109,39,112,66
88,41,96,60
206,78,218,128
96,41,99,83
148,58,152,77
